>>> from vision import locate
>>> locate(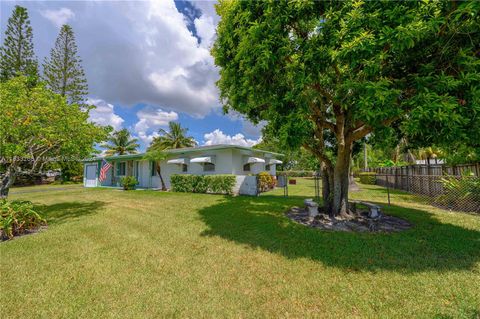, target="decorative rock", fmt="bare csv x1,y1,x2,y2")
304,199,319,217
